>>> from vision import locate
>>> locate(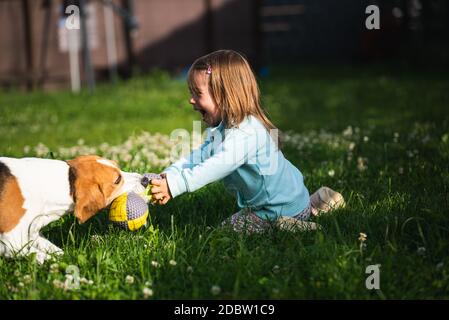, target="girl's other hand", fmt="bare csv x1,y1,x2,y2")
150,175,172,205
